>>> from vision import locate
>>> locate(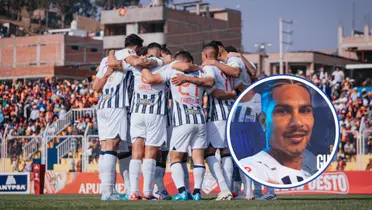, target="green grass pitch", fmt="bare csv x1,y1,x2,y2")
0,194,371,210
